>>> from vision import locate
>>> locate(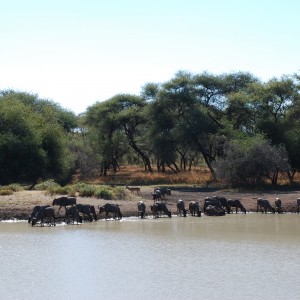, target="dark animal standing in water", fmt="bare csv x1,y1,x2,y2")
176,199,187,217
228,199,246,214
65,206,82,224
152,190,162,202
205,205,226,216
76,204,97,221
275,198,283,214
52,196,77,214
154,187,171,200
150,202,172,218
99,203,122,220
137,201,146,218
297,199,300,213
188,201,202,217
28,205,50,223
203,197,226,214
32,207,56,226
212,196,230,214
257,198,275,214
